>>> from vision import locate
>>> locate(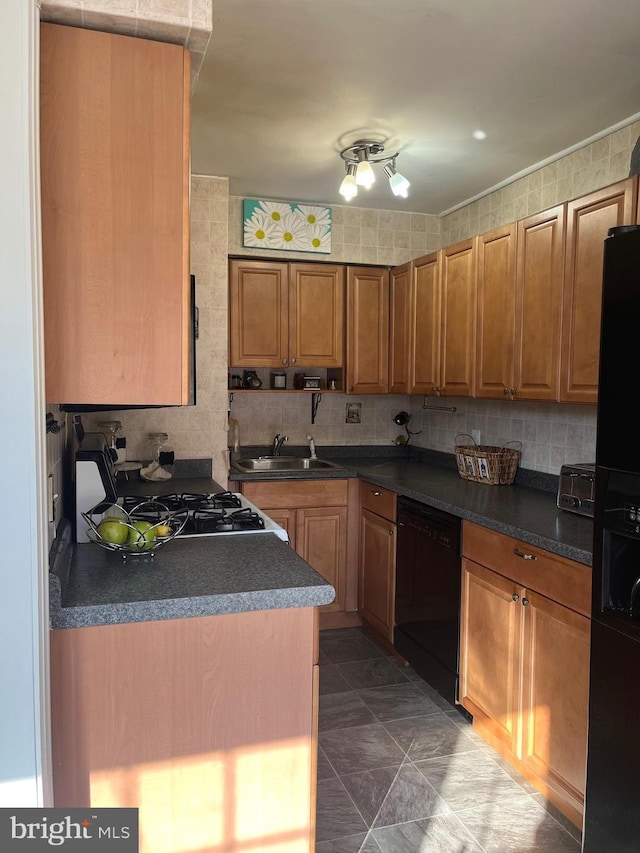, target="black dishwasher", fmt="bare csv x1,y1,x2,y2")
394,497,463,709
